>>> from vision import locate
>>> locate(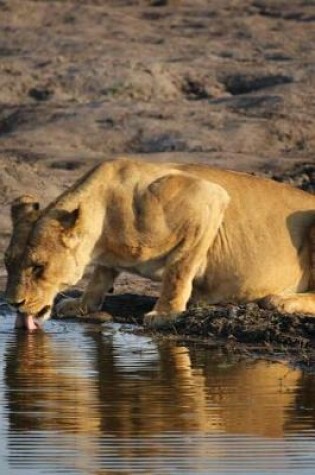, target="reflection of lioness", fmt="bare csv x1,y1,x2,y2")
4,158,315,329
